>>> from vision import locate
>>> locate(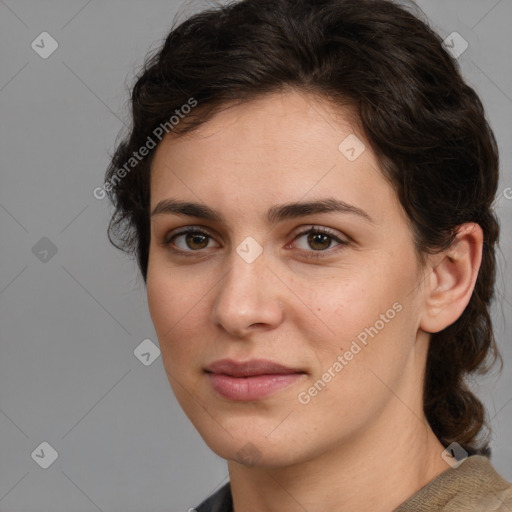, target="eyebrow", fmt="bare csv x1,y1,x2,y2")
150,198,374,224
